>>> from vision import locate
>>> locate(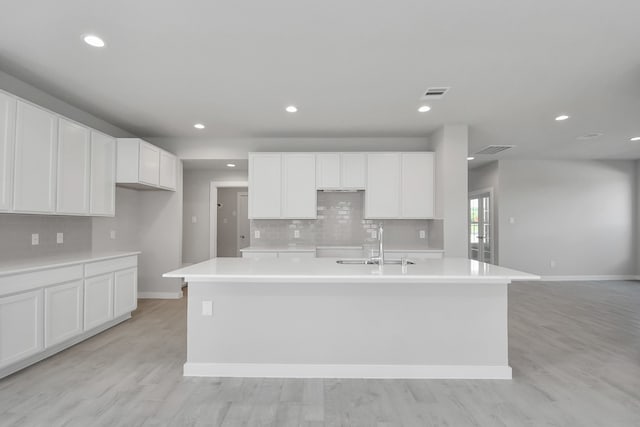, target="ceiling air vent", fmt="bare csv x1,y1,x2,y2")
421,87,450,100
474,145,515,155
